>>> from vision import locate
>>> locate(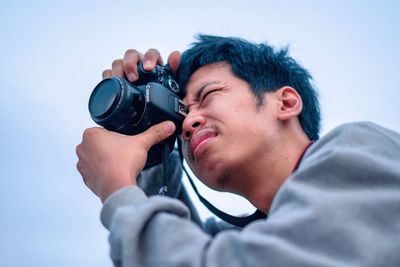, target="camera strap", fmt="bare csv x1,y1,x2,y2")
158,142,170,195
177,139,267,228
